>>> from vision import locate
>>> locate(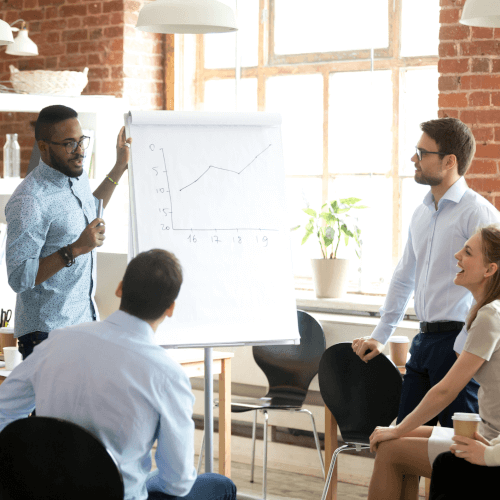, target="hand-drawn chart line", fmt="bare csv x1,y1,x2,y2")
158,143,278,232
179,143,273,192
